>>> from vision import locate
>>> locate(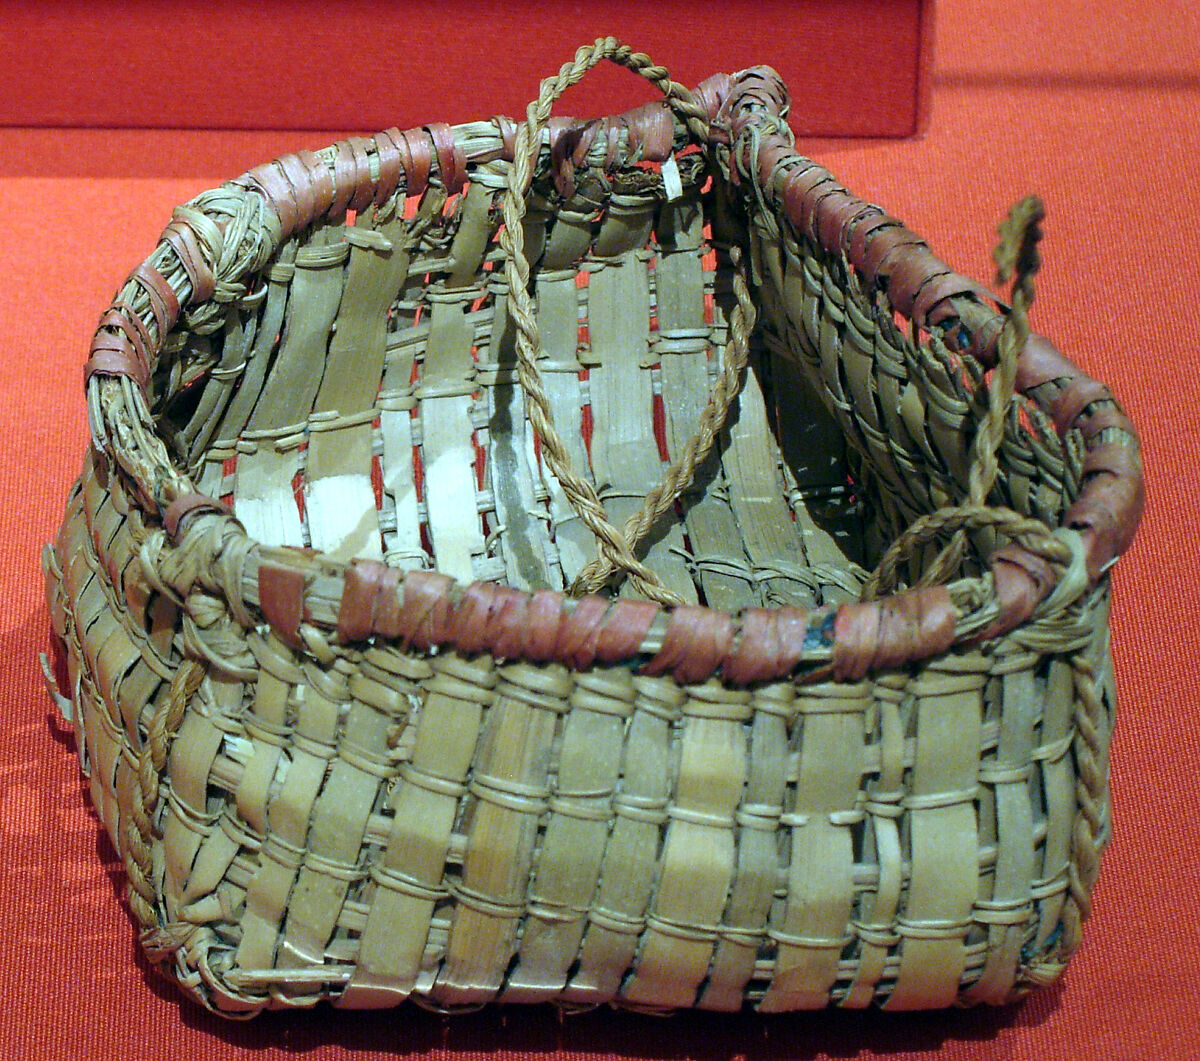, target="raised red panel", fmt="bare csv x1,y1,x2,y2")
0,0,932,137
